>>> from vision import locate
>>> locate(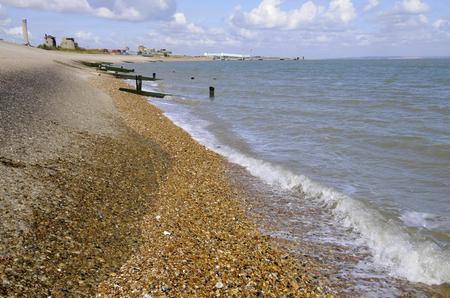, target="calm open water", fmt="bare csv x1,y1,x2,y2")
130,59,450,293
